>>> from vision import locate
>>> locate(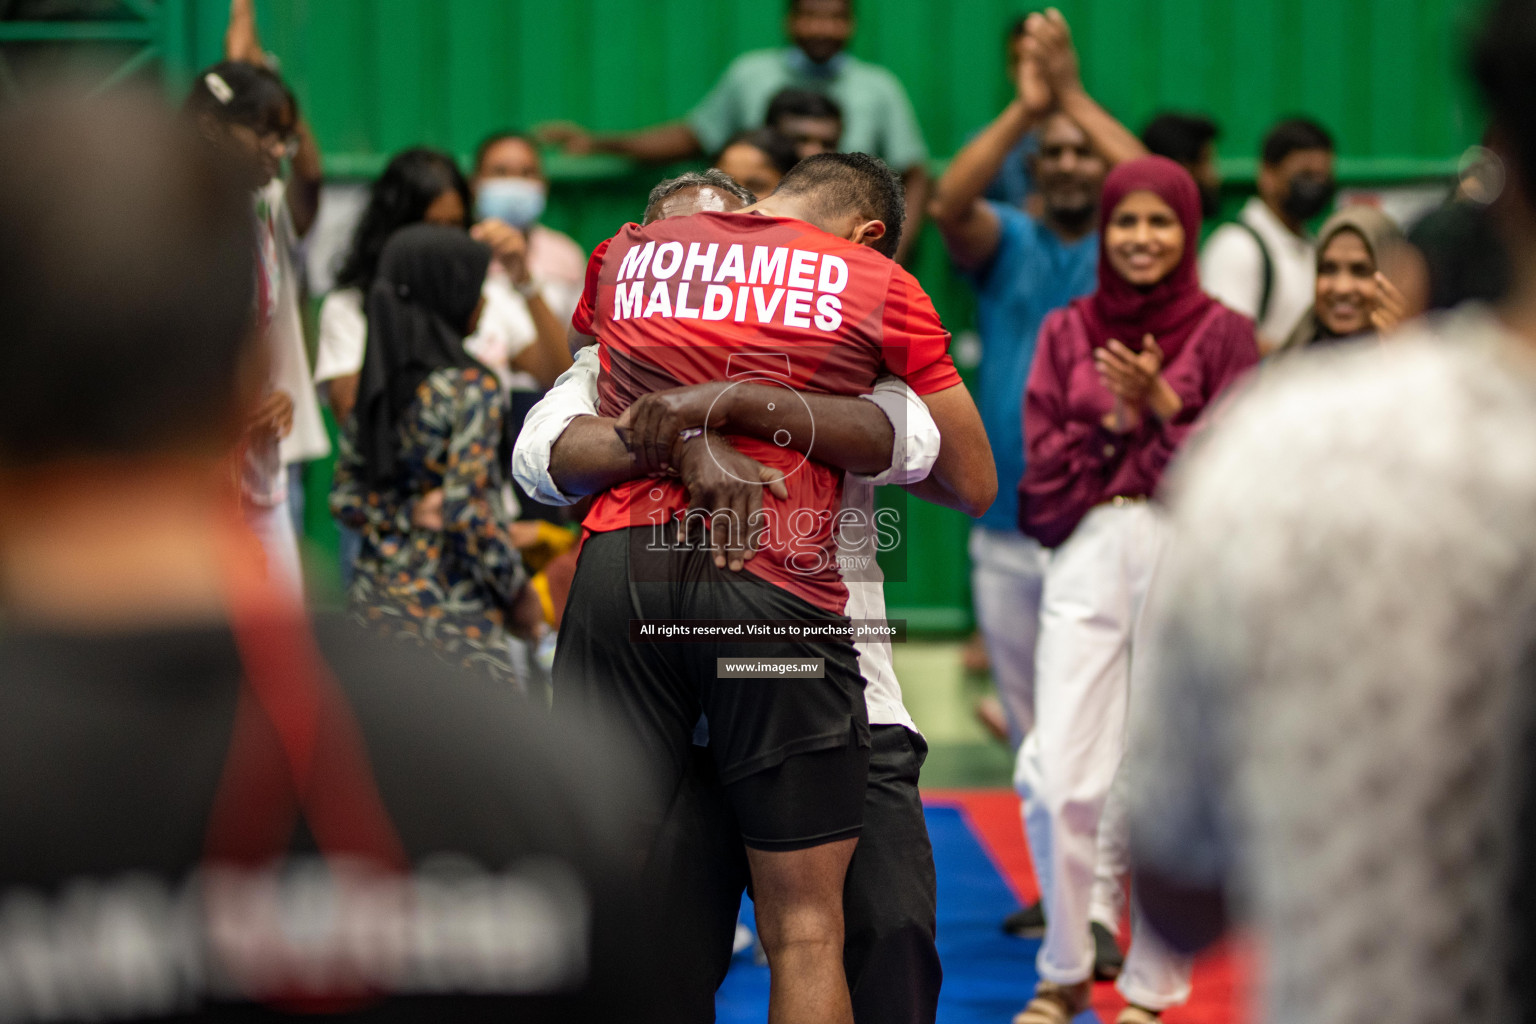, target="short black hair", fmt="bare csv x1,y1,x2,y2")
787,0,852,14
183,60,293,135
336,147,472,292
766,88,844,128
718,128,800,177
472,129,535,175
0,87,256,464
1261,117,1334,167
1142,112,1220,166
1472,0,1536,207
772,152,904,258
643,170,756,224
